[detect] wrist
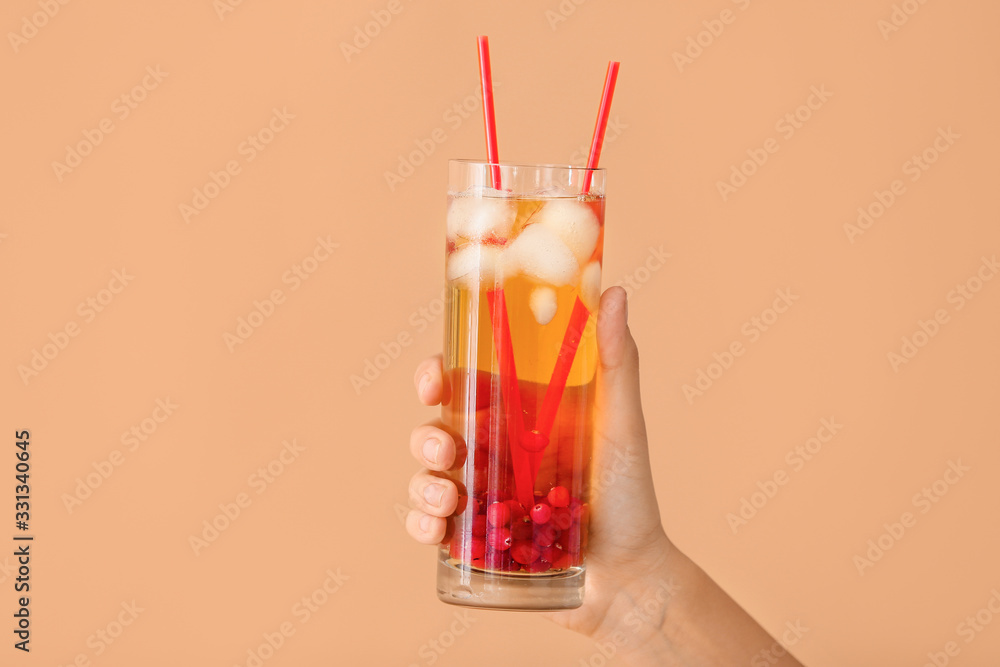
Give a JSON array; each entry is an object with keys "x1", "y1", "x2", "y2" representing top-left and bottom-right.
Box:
[
  {"x1": 591, "y1": 536, "x2": 692, "y2": 666},
  {"x1": 613, "y1": 545, "x2": 806, "y2": 667}
]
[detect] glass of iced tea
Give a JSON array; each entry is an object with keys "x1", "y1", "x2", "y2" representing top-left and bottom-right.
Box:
[{"x1": 437, "y1": 160, "x2": 605, "y2": 610}]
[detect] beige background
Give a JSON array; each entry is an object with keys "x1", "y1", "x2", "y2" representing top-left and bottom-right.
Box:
[{"x1": 2, "y1": 0, "x2": 998, "y2": 665}]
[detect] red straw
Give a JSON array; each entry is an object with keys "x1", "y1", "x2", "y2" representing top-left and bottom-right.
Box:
[
  {"x1": 534, "y1": 298, "x2": 590, "y2": 438},
  {"x1": 530, "y1": 61, "x2": 620, "y2": 472},
  {"x1": 582, "y1": 61, "x2": 619, "y2": 193},
  {"x1": 477, "y1": 36, "x2": 502, "y2": 189},
  {"x1": 476, "y1": 36, "x2": 534, "y2": 508},
  {"x1": 486, "y1": 290, "x2": 535, "y2": 509}
]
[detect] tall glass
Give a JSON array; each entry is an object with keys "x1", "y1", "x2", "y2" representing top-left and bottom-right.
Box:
[{"x1": 437, "y1": 160, "x2": 605, "y2": 610}]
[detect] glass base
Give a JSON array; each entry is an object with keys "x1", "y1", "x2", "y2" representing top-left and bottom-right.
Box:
[{"x1": 436, "y1": 556, "x2": 585, "y2": 611}]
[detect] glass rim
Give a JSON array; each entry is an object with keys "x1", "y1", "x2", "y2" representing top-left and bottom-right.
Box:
[{"x1": 449, "y1": 159, "x2": 605, "y2": 174}]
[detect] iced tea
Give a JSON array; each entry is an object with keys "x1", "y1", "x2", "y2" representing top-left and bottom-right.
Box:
[{"x1": 438, "y1": 161, "x2": 605, "y2": 610}]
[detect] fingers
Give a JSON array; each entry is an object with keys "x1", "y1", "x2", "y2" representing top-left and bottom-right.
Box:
[
  {"x1": 408, "y1": 470, "x2": 459, "y2": 517},
  {"x1": 409, "y1": 423, "x2": 457, "y2": 471},
  {"x1": 405, "y1": 466, "x2": 459, "y2": 546},
  {"x1": 405, "y1": 509, "x2": 448, "y2": 545},
  {"x1": 408, "y1": 356, "x2": 457, "y2": 546},
  {"x1": 407, "y1": 357, "x2": 457, "y2": 547},
  {"x1": 413, "y1": 355, "x2": 446, "y2": 406}
]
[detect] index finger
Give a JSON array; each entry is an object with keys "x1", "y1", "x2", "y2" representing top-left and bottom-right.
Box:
[{"x1": 414, "y1": 354, "x2": 448, "y2": 406}]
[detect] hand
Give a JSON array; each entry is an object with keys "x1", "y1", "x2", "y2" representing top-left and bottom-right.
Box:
[
  {"x1": 405, "y1": 287, "x2": 805, "y2": 666},
  {"x1": 405, "y1": 287, "x2": 672, "y2": 641}
]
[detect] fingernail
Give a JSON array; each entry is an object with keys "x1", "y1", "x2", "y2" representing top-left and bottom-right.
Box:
[
  {"x1": 422, "y1": 438, "x2": 441, "y2": 465},
  {"x1": 418, "y1": 373, "x2": 431, "y2": 397},
  {"x1": 419, "y1": 514, "x2": 432, "y2": 532},
  {"x1": 424, "y1": 483, "x2": 444, "y2": 507}
]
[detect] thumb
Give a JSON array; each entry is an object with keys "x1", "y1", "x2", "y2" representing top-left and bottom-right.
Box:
[
  {"x1": 590, "y1": 287, "x2": 663, "y2": 546},
  {"x1": 595, "y1": 286, "x2": 648, "y2": 450}
]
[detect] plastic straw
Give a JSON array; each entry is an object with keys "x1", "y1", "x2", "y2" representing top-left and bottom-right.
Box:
[
  {"x1": 477, "y1": 36, "x2": 502, "y2": 189},
  {"x1": 535, "y1": 298, "x2": 590, "y2": 438},
  {"x1": 485, "y1": 290, "x2": 535, "y2": 509},
  {"x1": 476, "y1": 36, "x2": 534, "y2": 508},
  {"x1": 582, "y1": 61, "x2": 619, "y2": 193},
  {"x1": 531, "y1": 61, "x2": 620, "y2": 467}
]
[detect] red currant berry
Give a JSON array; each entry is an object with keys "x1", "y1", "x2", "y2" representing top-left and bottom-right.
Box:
[
  {"x1": 472, "y1": 469, "x2": 489, "y2": 493},
  {"x1": 527, "y1": 559, "x2": 552, "y2": 573},
  {"x1": 540, "y1": 545, "x2": 563, "y2": 564},
  {"x1": 534, "y1": 524, "x2": 559, "y2": 548},
  {"x1": 547, "y1": 486, "x2": 570, "y2": 507},
  {"x1": 442, "y1": 518, "x2": 455, "y2": 544},
  {"x1": 510, "y1": 540, "x2": 541, "y2": 565},
  {"x1": 504, "y1": 499, "x2": 528, "y2": 521},
  {"x1": 553, "y1": 552, "x2": 574, "y2": 570},
  {"x1": 469, "y1": 536, "x2": 487, "y2": 559},
  {"x1": 551, "y1": 506, "x2": 573, "y2": 530},
  {"x1": 530, "y1": 502, "x2": 552, "y2": 524},
  {"x1": 487, "y1": 527, "x2": 512, "y2": 551},
  {"x1": 487, "y1": 502, "x2": 511, "y2": 527},
  {"x1": 510, "y1": 519, "x2": 533, "y2": 541},
  {"x1": 471, "y1": 515, "x2": 488, "y2": 537}
]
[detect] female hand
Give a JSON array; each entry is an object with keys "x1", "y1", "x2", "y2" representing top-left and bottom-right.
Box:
[{"x1": 405, "y1": 287, "x2": 805, "y2": 667}]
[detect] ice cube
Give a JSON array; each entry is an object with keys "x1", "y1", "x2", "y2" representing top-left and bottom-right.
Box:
[
  {"x1": 446, "y1": 245, "x2": 501, "y2": 287},
  {"x1": 447, "y1": 188, "x2": 516, "y2": 241},
  {"x1": 505, "y1": 223, "x2": 578, "y2": 286},
  {"x1": 579, "y1": 260, "x2": 601, "y2": 312},
  {"x1": 533, "y1": 199, "x2": 600, "y2": 265},
  {"x1": 530, "y1": 286, "x2": 558, "y2": 326}
]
